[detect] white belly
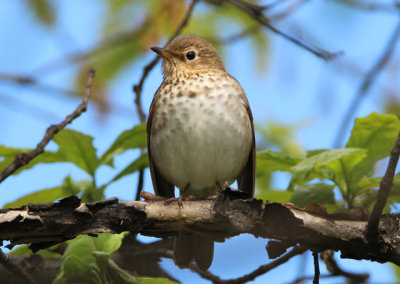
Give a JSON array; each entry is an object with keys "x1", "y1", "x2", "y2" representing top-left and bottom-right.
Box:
[{"x1": 150, "y1": 80, "x2": 252, "y2": 197}]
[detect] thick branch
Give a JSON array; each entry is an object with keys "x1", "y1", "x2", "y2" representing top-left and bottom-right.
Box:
[{"x1": 1, "y1": 191, "x2": 400, "y2": 266}]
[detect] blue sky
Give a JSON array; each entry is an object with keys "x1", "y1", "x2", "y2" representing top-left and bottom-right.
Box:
[{"x1": 0, "y1": 0, "x2": 399, "y2": 283}]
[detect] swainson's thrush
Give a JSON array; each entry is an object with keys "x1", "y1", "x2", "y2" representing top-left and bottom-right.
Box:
[{"x1": 147, "y1": 34, "x2": 255, "y2": 271}]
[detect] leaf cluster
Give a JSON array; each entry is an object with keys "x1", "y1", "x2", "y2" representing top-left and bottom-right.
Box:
[{"x1": 256, "y1": 113, "x2": 400, "y2": 212}]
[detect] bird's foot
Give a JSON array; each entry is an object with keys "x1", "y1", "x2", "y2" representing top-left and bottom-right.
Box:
[
  {"x1": 164, "y1": 194, "x2": 195, "y2": 206},
  {"x1": 140, "y1": 191, "x2": 167, "y2": 201},
  {"x1": 216, "y1": 181, "x2": 230, "y2": 193}
]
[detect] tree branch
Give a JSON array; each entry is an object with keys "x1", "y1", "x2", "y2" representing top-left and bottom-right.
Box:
[
  {"x1": 225, "y1": 0, "x2": 342, "y2": 60},
  {"x1": 1, "y1": 190, "x2": 400, "y2": 266},
  {"x1": 191, "y1": 246, "x2": 307, "y2": 284},
  {"x1": 367, "y1": 129, "x2": 400, "y2": 240},
  {"x1": 0, "y1": 249, "x2": 36, "y2": 284},
  {"x1": 312, "y1": 252, "x2": 319, "y2": 284},
  {"x1": 331, "y1": 0, "x2": 400, "y2": 12},
  {"x1": 333, "y1": 18, "x2": 400, "y2": 147},
  {"x1": 0, "y1": 69, "x2": 95, "y2": 183}
]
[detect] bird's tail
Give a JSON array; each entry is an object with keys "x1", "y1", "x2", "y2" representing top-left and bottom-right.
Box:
[{"x1": 173, "y1": 231, "x2": 214, "y2": 271}]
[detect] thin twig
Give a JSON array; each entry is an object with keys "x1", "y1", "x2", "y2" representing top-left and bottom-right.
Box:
[
  {"x1": 0, "y1": 248, "x2": 36, "y2": 284},
  {"x1": 333, "y1": 18, "x2": 400, "y2": 147},
  {"x1": 192, "y1": 246, "x2": 307, "y2": 284},
  {"x1": 331, "y1": 0, "x2": 400, "y2": 12},
  {"x1": 312, "y1": 252, "x2": 319, "y2": 284},
  {"x1": 135, "y1": 168, "x2": 145, "y2": 201},
  {"x1": 226, "y1": 0, "x2": 342, "y2": 61},
  {"x1": 212, "y1": 0, "x2": 309, "y2": 45},
  {"x1": 367, "y1": 130, "x2": 400, "y2": 240},
  {"x1": 323, "y1": 251, "x2": 369, "y2": 282},
  {"x1": 0, "y1": 69, "x2": 95, "y2": 183}
]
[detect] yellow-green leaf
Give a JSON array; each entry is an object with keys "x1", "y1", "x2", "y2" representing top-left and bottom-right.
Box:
[{"x1": 100, "y1": 124, "x2": 147, "y2": 167}]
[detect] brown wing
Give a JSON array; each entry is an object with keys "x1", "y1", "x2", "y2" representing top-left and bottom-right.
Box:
[
  {"x1": 147, "y1": 86, "x2": 175, "y2": 198},
  {"x1": 237, "y1": 100, "x2": 256, "y2": 197}
]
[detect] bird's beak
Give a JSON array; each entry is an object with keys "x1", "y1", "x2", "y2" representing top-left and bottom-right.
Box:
[
  {"x1": 151, "y1": 46, "x2": 181, "y2": 60},
  {"x1": 151, "y1": 46, "x2": 164, "y2": 55},
  {"x1": 151, "y1": 46, "x2": 170, "y2": 59}
]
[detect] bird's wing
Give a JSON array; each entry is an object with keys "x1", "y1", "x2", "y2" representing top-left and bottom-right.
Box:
[
  {"x1": 237, "y1": 97, "x2": 256, "y2": 197},
  {"x1": 147, "y1": 87, "x2": 175, "y2": 198}
]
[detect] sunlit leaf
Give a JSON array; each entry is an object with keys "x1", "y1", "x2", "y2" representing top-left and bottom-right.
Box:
[
  {"x1": 53, "y1": 129, "x2": 99, "y2": 177},
  {"x1": 9, "y1": 244, "x2": 62, "y2": 258},
  {"x1": 55, "y1": 233, "x2": 128, "y2": 284},
  {"x1": 100, "y1": 124, "x2": 147, "y2": 166},
  {"x1": 3, "y1": 182, "x2": 77, "y2": 209},
  {"x1": 290, "y1": 148, "x2": 367, "y2": 197},
  {"x1": 292, "y1": 148, "x2": 365, "y2": 173},
  {"x1": 257, "y1": 150, "x2": 301, "y2": 173},
  {"x1": 345, "y1": 112, "x2": 400, "y2": 179}
]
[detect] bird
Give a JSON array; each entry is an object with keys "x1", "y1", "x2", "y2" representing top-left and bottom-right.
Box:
[{"x1": 147, "y1": 34, "x2": 255, "y2": 271}]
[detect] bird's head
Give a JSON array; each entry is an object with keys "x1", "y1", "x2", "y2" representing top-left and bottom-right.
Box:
[{"x1": 151, "y1": 34, "x2": 225, "y2": 79}]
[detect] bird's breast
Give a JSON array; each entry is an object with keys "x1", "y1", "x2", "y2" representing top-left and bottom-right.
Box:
[{"x1": 150, "y1": 74, "x2": 252, "y2": 196}]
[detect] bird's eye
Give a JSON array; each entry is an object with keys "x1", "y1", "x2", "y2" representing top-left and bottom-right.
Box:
[{"x1": 185, "y1": 51, "x2": 196, "y2": 60}]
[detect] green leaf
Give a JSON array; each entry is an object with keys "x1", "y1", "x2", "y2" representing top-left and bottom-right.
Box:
[
  {"x1": 3, "y1": 175, "x2": 88, "y2": 208},
  {"x1": 345, "y1": 113, "x2": 400, "y2": 179},
  {"x1": 104, "y1": 257, "x2": 142, "y2": 284},
  {"x1": 93, "y1": 233, "x2": 127, "y2": 253},
  {"x1": 348, "y1": 177, "x2": 381, "y2": 197},
  {"x1": 55, "y1": 233, "x2": 128, "y2": 284},
  {"x1": 100, "y1": 124, "x2": 147, "y2": 167},
  {"x1": 81, "y1": 184, "x2": 106, "y2": 203},
  {"x1": 290, "y1": 183, "x2": 335, "y2": 208},
  {"x1": 0, "y1": 147, "x2": 69, "y2": 176},
  {"x1": 4, "y1": 186, "x2": 73, "y2": 209},
  {"x1": 292, "y1": 148, "x2": 366, "y2": 173},
  {"x1": 1, "y1": 129, "x2": 99, "y2": 177},
  {"x1": 0, "y1": 146, "x2": 30, "y2": 173},
  {"x1": 256, "y1": 190, "x2": 292, "y2": 204},
  {"x1": 62, "y1": 233, "x2": 126, "y2": 262},
  {"x1": 54, "y1": 255, "x2": 100, "y2": 284},
  {"x1": 109, "y1": 153, "x2": 149, "y2": 183},
  {"x1": 9, "y1": 244, "x2": 62, "y2": 258},
  {"x1": 289, "y1": 148, "x2": 367, "y2": 193},
  {"x1": 54, "y1": 129, "x2": 99, "y2": 176},
  {"x1": 257, "y1": 150, "x2": 302, "y2": 173}
]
